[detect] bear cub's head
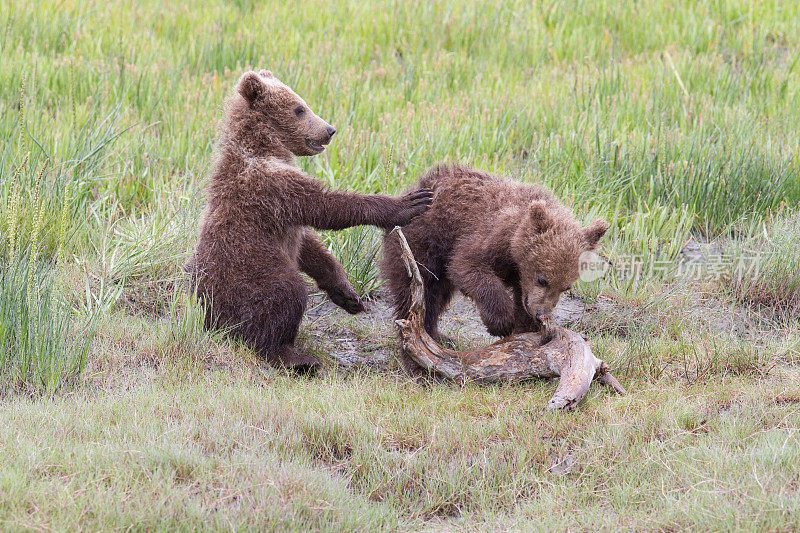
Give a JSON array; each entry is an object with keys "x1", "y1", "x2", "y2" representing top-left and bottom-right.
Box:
[
  {"x1": 511, "y1": 201, "x2": 608, "y2": 322},
  {"x1": 237, "y1": 69, "x2": 336, "y2": 156}
]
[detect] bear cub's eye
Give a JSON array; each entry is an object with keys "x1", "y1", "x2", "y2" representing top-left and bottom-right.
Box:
[
  {"x1": 294, "y1": 105, "x2": 306, "y2": 117},
  {"x1": 537, "y1": 275, "x2": 548, "y2": 287}
]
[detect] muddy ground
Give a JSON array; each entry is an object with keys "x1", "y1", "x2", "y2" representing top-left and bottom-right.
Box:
[
  {"x1": 301, "y1": 238, "x2": 777, "y2": 368},
  {"x1": 306, "y1": 289, "x2": 617, "y2": 367}
]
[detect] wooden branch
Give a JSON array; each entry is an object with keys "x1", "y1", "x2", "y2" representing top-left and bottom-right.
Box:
[{"x1": 392, "y1": 227, "x2": 626, "y2": 411}]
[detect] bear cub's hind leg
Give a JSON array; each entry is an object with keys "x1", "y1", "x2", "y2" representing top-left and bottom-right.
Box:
[
  {"x1": 244, "y1": 270, "x2": 322, "y2": 372},
  {"x1": 422, "y1": 276, "x2": 456, "y2": 346}
]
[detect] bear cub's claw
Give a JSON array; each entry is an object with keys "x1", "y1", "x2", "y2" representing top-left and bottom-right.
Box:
[
  {"x1": 326, "y1": 285, "x2": 366, "y2": 314},
  {"x1": 283, "y1": 349, "x2": 322, "y2": 376},
  {"x1": 433, "y1": 333, "x2": 458, "y2": 349},
  {"x1": 392, "y1": 188, "x2": 435, "y2": 226}
]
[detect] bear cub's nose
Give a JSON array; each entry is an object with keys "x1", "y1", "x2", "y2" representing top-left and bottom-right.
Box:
[{"x1": 326, "y1": 125, "x2": 336, "y2": 138}]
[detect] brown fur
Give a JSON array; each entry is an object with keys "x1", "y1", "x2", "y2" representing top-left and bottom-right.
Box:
[
  {"x1": 381, "y1": 164, "x2": 608, "y2": 371},
  {"x1": 190, "y1": 70, "x2": 433, "y2": 370}
]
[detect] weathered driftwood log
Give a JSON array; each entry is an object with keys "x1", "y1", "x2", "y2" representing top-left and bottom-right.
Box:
[{"x1": 392, "y1": 228, "x2": 626, "y2": 411}]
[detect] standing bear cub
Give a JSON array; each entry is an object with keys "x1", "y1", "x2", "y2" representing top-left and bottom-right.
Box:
[
  {"x1": 191, "y1": 70, "x2": 433, "y2": 370},
  {"x1": 382, "y1": 164, "x2": 608, "y2": 369}
]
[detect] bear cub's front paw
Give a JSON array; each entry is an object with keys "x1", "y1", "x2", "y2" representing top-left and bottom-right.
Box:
[
  {"x1": 482, "y1": 313, "x2": 515, "y2": 338},
  {"x1": 326, "y1": 285, "x2": 366, "y2": 314},
  {"x1": 390, "y1": 188, "x2": 435, "y2": 226}
]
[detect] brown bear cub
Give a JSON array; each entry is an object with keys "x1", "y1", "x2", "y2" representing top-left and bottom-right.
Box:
[
  {"x1": 382, "y1": 164, "x2": 608, "y2": 370},
  {"x1": 191, "y1": 70, "x2": 433, "y2": 370}
]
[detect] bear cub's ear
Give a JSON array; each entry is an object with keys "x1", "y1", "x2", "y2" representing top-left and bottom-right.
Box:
[
  {"x1": 582, "y1": 219, "x2": 609, "y2": 250},
  {"x1": 528, "y1": 201, "x2": 555, "y2": 234},
  {"x1": 238, "y1": 71, "x2": 266, "y2": 102}
]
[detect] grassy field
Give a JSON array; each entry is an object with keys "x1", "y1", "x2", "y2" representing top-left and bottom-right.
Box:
[{"x1": 2, "y1": 0, "x2": 800, "y2": 530}]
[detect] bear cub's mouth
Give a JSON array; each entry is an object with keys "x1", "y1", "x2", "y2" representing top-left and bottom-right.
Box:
[{"x1": 306, "y1": 138, "x2": 328, "y2": 154}]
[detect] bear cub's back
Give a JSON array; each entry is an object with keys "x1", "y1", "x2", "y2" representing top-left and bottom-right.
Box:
[{"x1": 413, "y1": 163, "x2": 561, "y2": 236}]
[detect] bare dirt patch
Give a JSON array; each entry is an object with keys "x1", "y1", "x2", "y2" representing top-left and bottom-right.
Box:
[{"x1": 302, "y1": 287, "x2": 591, "y2": 368}]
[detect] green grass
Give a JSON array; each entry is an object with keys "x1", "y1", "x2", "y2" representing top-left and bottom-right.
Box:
[
  {"x1": 727, "y1": 208, "x2": 800, "y2": 314},
  {"x1": 1, "y1": 0, "x2": 799, "y2": 529},
  {"x1": 0, "y1": 141, "x2": 94, "y2": 392},
  {"x1": 0, "y1": 252, "x2": 93, "y2": 393}
]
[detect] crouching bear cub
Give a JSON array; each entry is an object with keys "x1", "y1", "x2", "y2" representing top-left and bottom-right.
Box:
[
  {"x1": 381, "y1": 164, "x2": 608, "y2": 371},
  {"x1": 191, "y1": 70, "x2": 433, "y2": 370}
]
